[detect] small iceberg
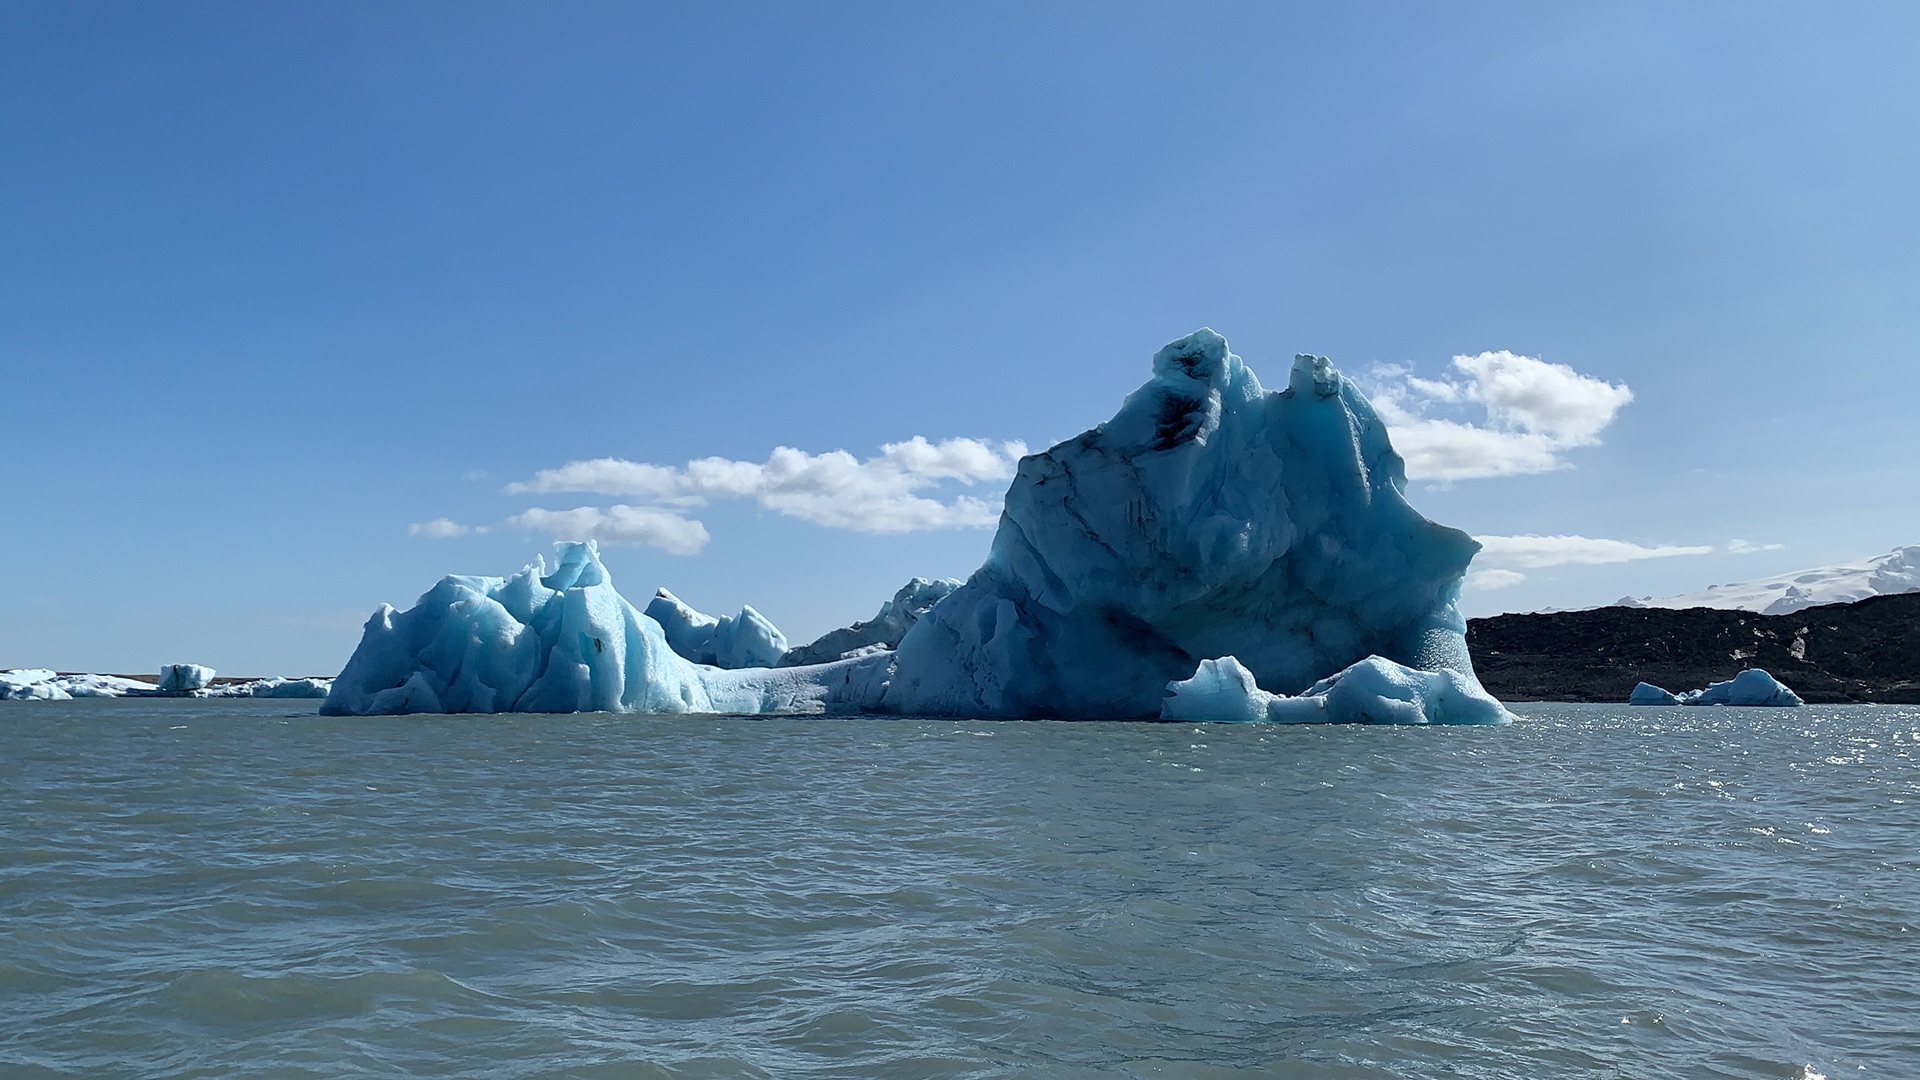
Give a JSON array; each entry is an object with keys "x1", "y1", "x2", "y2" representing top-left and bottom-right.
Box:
[
  {"x1": 644, "y1": 589, "x2": 789, "y2": 670},
  {"x1": 1629, "y1": 668, "x2": 1804, "y2": 707},
  {"x1": 1162, "y1": 655, "x2": 1512, "y2": 725},
  {"x1": 157, "y1": 664, "x2": 216, "y2": 693},
  {"x1": 2, "y1": 670, "x2": 161, "y2": 700}
]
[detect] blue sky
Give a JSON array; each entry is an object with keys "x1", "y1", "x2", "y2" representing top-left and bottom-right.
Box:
[{"x1": 4, "y1": 2, "x2": 1917, "y2": 675}]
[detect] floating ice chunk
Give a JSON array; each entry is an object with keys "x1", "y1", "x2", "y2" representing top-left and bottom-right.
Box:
[
  {"x1": 885, "y1": 329, "x2": 1497, "y2": 719},
  {"x1": 1628, "y1": 682, "x2": 1683, "y2": 706},
  {"x1": 780, "y1": 577, "x2": 961, "y2": 666},
  {"x1": 1630, "y1": 668, "x2": 1803, "y2": 707},
  {"x1": 2, "y1": 670, "x2": 69, "y2": 701},
  {"x1": 158, "y1": 664, "x2": 216, "y2": 692},
  {"x1": 1685, "y1": 668, "x2": 1804, "y2": 707},
  {"x1": 252, "y1": 677, "x2": 332, "y2": 699},
  {"x1": 200, "y1": 677, "x2": 334, "y2": 699},
  {"x1": 323, "y1": 541, "x2": 875, "y2": 716},
  {"x1": 1162, "y1": 655, "x2": 1511, "y2": 725},
  {"x1": 58, "y1": 673, "x2": 157, "y2": 697},
  {"x1": 644, "y1": 589, "x2": 789, "y2": 669}
]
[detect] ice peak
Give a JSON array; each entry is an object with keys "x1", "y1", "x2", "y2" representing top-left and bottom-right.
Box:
[
  {"x1": 1150, "y1": 327, "x2": 1235, "y2": 387},
  {"x1": 540, "y1": 540, "x2": 608, "y2": 591},
  {"x1": 1289, "y1": 353, "x2": 1340, "y2": 397}
]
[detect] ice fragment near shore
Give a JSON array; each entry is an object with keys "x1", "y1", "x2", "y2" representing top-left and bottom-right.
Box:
[
  {"x1": 1630, "y1": 668, "x2": 1803, "y2": 707},
  {"x1": 882, "y1": 329, "x2": 1495, "y2": 719},
  {"x1": 644, "y1": 589, "x2": 789, "y2": 669},
  {"x1": 1162, "y1": 655, "x2": 1511, "y2": 725},
  {"x1": 1628, "y1": 682, "x2": 1683, "y2": 706}
]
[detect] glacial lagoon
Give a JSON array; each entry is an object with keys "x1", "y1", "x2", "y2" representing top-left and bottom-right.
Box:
[{"x1": 4, "y1": 698, "x2": 1916, "y2": 1078}]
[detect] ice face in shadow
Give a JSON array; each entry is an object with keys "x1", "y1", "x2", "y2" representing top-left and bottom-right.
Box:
[
  {"x1": 644, "y1": 589, "x2": 789, "y2": 669},
  {"x1": 779, "y1": 577, "x2": 962, "y2": 667},
  {"x1": 882, "y1": 328, "x2": 1490, "y2": 719},
  {"x1": 158, "y1": 664, "x2": 215, "y2": 692},
  {"x1": 323, "y1": 541, "x2": 882, "y2": 717},
  {"x1": 1162, "y1": 655, "x2": 1511, "y2": 725}
]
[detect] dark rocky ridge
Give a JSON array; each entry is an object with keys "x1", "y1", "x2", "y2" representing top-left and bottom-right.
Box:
[{"x1": 1466, "y1": 592, "x2": 1920, "y2": 704}]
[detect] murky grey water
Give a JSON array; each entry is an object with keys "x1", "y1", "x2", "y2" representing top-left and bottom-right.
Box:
[{"x1": 3, "y1": 699, "x2": 1916, "y2": 1079}]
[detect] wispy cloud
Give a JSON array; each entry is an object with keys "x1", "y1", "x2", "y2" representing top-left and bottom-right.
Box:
[
  {"x1": 411, "y1": 436, "x2": 1030, "y2": 554},
  {"x1": 1363, "y1": 351, "x2": 1633, "y2": 481},
  {"x1": 1727, "y1": 538, "x2": 1784, "y2": 555},
  {"x1": 1466, "y1": 533, "x2": 1718, "y2": 587},
  {"x1": 408, "y1": 518, "x2": 472, "y2": 539},
  {"x1": 1464, "y1": 568, "x2": 1528, "y2": 591},
  {"x1": 504, "y1": 506, "x2": 710, "y2": 556},
  {"x1": 1474, "y1": 534, "x2": 1715, "y2": 568}
]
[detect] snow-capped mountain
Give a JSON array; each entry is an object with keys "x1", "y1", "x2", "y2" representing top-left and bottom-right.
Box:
[{"x1": 1615, "y1": 545, "x2": 1920, "y2": 615}]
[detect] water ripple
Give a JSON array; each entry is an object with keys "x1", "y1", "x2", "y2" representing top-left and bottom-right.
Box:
[{"x1": 2, "y1": 700, "x2": 1916, "y2": 1077}]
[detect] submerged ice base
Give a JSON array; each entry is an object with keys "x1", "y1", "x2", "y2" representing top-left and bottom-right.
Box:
[{"x1": 326, "y1": 330, "x2": 1508, "y2": 723}]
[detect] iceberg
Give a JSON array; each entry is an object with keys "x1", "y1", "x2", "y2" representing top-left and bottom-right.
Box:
[
  {"x1": 1162, "y1": 655, "x2": 1510, "y2": 725},
  {"x1": 643, "y1": 589, "x2": 789, "y2": 670},
  {"x1": 1628, "y1": 681, "x2": 1683, "y2": 706},
  {"x1": 157, "y1": 664, "x2": 216, "y2": 693},
  {"x1": 779, "y1": 577, "x2": 961, "y2": 666},
  {"x1": 2, "y1": 669, "x2": 69, "y2": 701},
  {"x1": 1631, "y1": 668, "x2": 1804, "y2": 707},
  {"x1": 881, "y1": 329, "x2": 1493, "y2": 720},
  {"x1": 202, "y1": 677, "x2": 334, "y2": 699},
  {"x1": 323, "y1": 541, "x2": 885, "y2": 716},
  {"x1": 327, "y1": 329, "x2": 1508, "y2": 724},
  {"x1": 1, "y1": 670, "x2": 162, "y2": 700}
]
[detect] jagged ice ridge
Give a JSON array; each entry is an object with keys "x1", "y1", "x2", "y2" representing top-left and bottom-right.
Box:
[{"x1": 323, "y1": 330, "x2": 1509, "y2": 725}]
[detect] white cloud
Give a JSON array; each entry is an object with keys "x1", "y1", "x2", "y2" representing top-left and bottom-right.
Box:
[
  {"x1": 1465, "y1": 568, "x2": 1528, "y2": 590},
  {"x1": 1727, "y1": 539, "x2": 1784, "y2": 555},
  {"x1": 504, "y1": 505, "x2": 711, "y2": 556},
  {"x1": 1364, "y1": 351, "x2": 1633, "y2": 481},
  {"x1": 1474, "y1": 534, "x2": 1715, "y2": 568},
  {"x1": 409, "y1": 518, "x2": 471, "y2": 539},
  {"x1": 506, "y1": 436, "x2": 1028, "y2": 536}
]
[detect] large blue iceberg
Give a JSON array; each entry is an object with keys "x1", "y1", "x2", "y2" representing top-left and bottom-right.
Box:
[
  {"x1": 324, "y1": 329, "x2": 1507, "y2": 724},
  {"x1": 880, "y1": 330, "x2": 1498, "y2": 720}
]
